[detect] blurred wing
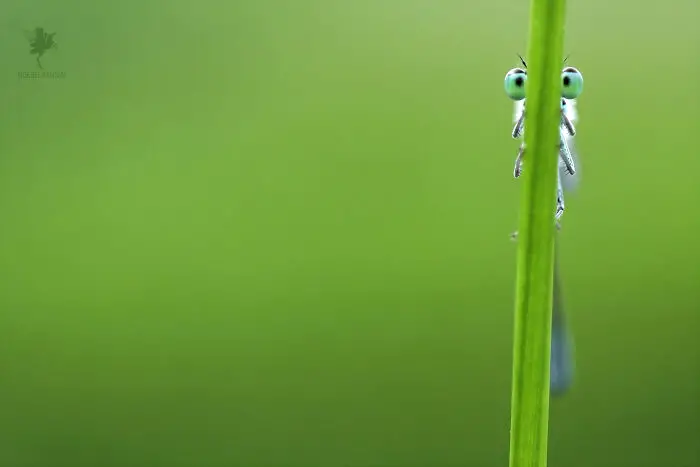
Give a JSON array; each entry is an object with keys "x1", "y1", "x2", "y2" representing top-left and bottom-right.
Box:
[
  {"x1": 552, "y1": 99, "x2": 581, "y2": 395},
  {"x1": 550, "y1": 248, "x2": 575, "y2": 396}
]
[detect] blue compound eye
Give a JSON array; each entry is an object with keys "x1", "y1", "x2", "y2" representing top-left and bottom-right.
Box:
[
  {"x1": 561, "y1": 67, "x2": 583, "y2": 99},
  {"x1": 504, "y1": 68, "x2": 527, "y2": 101}
]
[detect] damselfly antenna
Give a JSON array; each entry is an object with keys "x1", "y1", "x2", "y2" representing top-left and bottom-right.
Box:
[
  {"x1": 517, "y1": 53, "x2": 527, "y2": 68},
  {"x1": 563, "y1": 54, "x2": 570, "y2": 64}
]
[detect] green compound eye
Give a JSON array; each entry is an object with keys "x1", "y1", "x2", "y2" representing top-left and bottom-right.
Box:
[
  {"x1": 504, "y1": 68, "x2": 527, "y2": 101},
  {"x1": 561, "y1": 67, "x2": 583, "y2": 99}
]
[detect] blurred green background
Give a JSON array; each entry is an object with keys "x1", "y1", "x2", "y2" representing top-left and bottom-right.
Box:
[{"x1": 0, "y1": 0, "x2": 698, "y2": 466}]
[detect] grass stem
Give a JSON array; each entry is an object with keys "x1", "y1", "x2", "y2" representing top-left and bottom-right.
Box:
[{"x1": 508, "y1": 0, "x2": 568, "y2": 466}]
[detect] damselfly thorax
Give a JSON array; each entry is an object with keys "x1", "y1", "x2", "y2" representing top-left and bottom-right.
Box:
[{"x1": 504, "y1": 58, "x2": 583, "y2": 223}]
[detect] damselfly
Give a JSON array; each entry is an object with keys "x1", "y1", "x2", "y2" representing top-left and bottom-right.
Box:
[{"x1": 505, "y1": 55, "x2": 583, "y2": 396}]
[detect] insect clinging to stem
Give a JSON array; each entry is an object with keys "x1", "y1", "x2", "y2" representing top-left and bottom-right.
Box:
[
  {"x1": 504, "y1": 53, "x2": 583, "y2": 224},
  {"x1": 504, "y1": 54, "x2": 584, "y2": 396}
]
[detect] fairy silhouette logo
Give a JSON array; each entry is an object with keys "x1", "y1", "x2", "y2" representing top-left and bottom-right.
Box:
[{"x1": 25, "y1": 27, "x2": 58, "y2": 69}]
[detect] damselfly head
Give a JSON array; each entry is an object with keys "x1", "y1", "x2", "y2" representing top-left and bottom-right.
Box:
[{"x1": 504, "y1": 54, "x2": 583, "y2": 101}]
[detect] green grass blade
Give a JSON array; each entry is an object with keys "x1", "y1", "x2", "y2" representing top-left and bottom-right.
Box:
[{"x1": 508, "y1": 0, "x2": 568, "y2": 465}]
